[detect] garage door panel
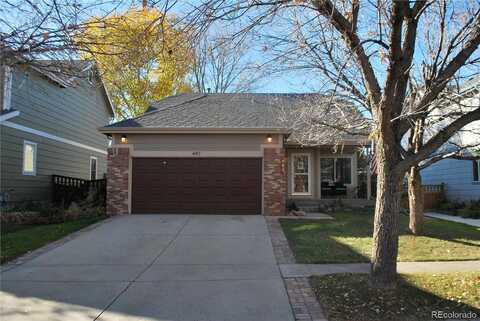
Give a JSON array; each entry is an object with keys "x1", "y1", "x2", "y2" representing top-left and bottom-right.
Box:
[{"x1": 132, "y1": 158, "x2": 261, "y2": 214}]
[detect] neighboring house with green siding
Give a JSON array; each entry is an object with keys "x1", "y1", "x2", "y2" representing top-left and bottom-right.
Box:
[{"x1": 0, "y1": 61, "x2": 114, "y2": 204}]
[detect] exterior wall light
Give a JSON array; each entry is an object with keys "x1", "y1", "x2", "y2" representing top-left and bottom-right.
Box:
[
  {"x1": 120, "y1": 135, "x2": 128, "y2": 144},
  {"x1": 267, "y1": 134, "x2": 273, "y2": 143}
]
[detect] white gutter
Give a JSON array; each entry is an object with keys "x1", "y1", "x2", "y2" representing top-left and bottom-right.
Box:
[
  {"x1": 285, "y1": 137, "x2": 371, "y2": 146},
  {"x1": 98, "y1": 127, "x2": 290, "y2": 134}
]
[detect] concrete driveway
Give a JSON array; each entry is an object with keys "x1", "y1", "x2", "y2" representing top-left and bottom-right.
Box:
[{"x1": 0, "y1": 215, "x2": 294, "y2": 321}]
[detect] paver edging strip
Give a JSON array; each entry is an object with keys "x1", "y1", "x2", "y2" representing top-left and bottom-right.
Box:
[
  {"x1": 266, "y1": 216, "x2": 328, "y2": 321},
  {"x1": 265, "y1": 216, "x2": 296, "y2": 264},
  {"x1": 0, "y1": 216, "x2": 116, "y2": 273}
]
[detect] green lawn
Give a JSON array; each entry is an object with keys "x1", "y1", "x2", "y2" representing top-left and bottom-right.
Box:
[
  {"x1": 280, "y1": 212, "x2": 480, "y2": 263},
  {"x1": 311, "y1": 272, "x2": 480, "y2": 321},
  {"x1": 1, "y1": 217, "x2": 104, "y2": 264}
]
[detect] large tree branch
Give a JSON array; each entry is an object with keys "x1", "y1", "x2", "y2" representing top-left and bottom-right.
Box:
[
  {"x1": 434, "y1": 12, "x2": 480, "y2": 85},
  {"x1": 437, "y1": 8, "x2": 480, "y2": 74},
  {"x1": 350, "y1": 0, "x2": 359, "y2": 34},
  {"x1": 392, "y1": 1, "x2": 425, "y2": 120},
  {"x1": 307, "y1": 37, "x2": 369, "y2": 107},
  {"x1": 312, "y1": 0, "x2": 381, "y2": 106},
  {"x1": 419, "y1": 150, "x2": 480, "y2": 170},
  {"x1": 400, "y1": 107, "x2": 480, "y2": 171},
  {"x1": 398, "y1": 11, "x2": 480, "y2": 136},
  {"x1": 382, "y1": 0, "x2": 405, "y2": 108}
]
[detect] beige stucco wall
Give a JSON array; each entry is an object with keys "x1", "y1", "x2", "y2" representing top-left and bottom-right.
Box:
[{"x1": 112, "y1": 133, "x2": 279, "y2": 152}]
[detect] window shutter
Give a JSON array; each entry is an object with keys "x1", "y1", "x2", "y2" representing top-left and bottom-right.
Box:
[{"x1": 473, "y1": 160, "x2": 479, "y2": 182}]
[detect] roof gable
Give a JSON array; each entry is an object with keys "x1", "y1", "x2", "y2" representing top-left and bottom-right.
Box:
[
  {"x1": 100, "y1": 93, "x2": 369, "y2": 145},
  {"x1": 10, "y1": 60, "x2": 115, "y2": 117}
]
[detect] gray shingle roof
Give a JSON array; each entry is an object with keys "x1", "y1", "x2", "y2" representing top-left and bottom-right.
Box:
[
  {"x1": 101, "y1": 93, "x2": 369, "y2": 145},
  {"x1": 104, "y1": 93, "x2": 317, "y2": 129}
]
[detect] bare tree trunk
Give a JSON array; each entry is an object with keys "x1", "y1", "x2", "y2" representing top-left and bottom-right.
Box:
[
  {"x1": 370, "y1": 131, "x2": 403, "y2": 288},
  {"x1": 408, "y1": 166, "x2": 424, "y2": 235}
]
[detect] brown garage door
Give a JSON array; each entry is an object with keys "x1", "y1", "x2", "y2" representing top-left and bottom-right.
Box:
[{"x1": 131, "y1": 158, "x2": 262, "y2": 214}]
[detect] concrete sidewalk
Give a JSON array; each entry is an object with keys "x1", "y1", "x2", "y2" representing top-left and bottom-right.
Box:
[
  {"x1": 1, "y1": 215, "x2": 294, "y2": 321},
  {"x1": 425, "y1": 212, "x2": 480, "y2": 227},
  {"x1": 280, "y1": 260, "x2": 480, "y2": 277}
]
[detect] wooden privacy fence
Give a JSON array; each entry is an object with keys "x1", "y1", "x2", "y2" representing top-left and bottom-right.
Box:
[
  {"x1": 402, "y1": 183, "x2": 445, "y2": 210},
  {"x1": 52, "y1": 175, "x2": 106, "y2": 206},
  {"x1": 422, "y1": 184, "x2": 445, "y2": 210}
]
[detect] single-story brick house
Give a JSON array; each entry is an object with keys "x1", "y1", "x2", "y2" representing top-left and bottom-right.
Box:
[{"x1": 99, "y1": 93, "x2": 372, "y2": 216}]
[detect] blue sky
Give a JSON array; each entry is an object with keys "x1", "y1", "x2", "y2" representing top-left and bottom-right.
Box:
[
  {"x1": 0, "y1": 0, "x2": 313, "y2": 93},
  {"x1": 253, "y1": 72, "x2": 320, "y2": 93},
  {"x1": 2, "y1": 0, "x2": 478, "y2": 94}
]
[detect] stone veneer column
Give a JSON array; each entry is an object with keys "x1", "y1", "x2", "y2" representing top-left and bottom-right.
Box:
[
  {"x1": 106, "y1": 147, "x2": 130, "y2": 216},
  {"x1": 263, "y1": 147, "x2": 287, "y2": 216}
]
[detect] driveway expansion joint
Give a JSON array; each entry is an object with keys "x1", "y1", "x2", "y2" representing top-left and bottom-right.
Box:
[{"x1": 93, "y1": 215, "x2": 192, "y2": 321}]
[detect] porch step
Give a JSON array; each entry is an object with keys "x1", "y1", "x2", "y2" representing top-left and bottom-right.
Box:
[
  {"x1": 291, "y1": 199, "x2": 375, "y2": 212},
  {"x1": 298, "y1": 206, "x2": 320, "y2": 213}
]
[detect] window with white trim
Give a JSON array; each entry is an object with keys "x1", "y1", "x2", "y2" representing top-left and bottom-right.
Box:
[
  {"x1": 292, "y1": 154, "x2": 311, "y2": 194},
  {"x1": 23, "y1": 141, "x2": 37, "y2": 175},
  {"x1": 90, "y1": 157, "x2": 97, "y2": 180}
]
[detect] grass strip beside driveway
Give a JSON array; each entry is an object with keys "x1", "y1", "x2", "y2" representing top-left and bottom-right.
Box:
[
  {"x1": 310, "y1": 272, "x2": 480, "y2": 321},
  {"x1": 1, "y1": 217, "x2": 105, "y2": 264},
  {"x1": 280, "y1": 212, "x2": 480, "y2": 263}
]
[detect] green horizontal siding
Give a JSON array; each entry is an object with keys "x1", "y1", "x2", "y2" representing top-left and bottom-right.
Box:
[
  {"x1": 10, "y1": 69, "x2": 111, "y2": 150},
  {"x1": 1, "y1": 67, "x2": 110, "y2": 203},
  {"x1": 1, "y1": 126, "x2": 107, "y2": 202}
]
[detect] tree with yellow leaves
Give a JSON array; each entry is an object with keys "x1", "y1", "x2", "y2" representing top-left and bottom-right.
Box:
[{"x1": 78, "y1": 8, "x2": 192, "y2": 118}]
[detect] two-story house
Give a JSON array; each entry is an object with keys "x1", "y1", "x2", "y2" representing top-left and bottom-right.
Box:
[
  {"x1": 420, "y1": 78, "x2": 480, "y2": 202},
  {"x1": 0, "y1": 61, "x2": 114, "y2": 204}
]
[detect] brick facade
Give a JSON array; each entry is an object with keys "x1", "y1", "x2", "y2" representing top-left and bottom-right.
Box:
[
  {"x1": 106, "y1": 147, "x2": 130, "y2": 216},
  {"x1": 263, "y1": 147, "x2": 287, "y2": 216}
]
